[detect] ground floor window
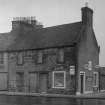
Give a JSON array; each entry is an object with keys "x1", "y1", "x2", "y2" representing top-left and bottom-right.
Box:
[
  {"x1": 52, "y1": 71, "x2": 66, "y2": 88},
  {"x1": 93, "y1": 72, "x2": 98, "y2": 87}
]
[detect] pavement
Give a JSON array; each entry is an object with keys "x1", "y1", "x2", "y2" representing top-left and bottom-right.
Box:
[{"x1": 0, "y1": 91, "x2": 105, "y2": 98}]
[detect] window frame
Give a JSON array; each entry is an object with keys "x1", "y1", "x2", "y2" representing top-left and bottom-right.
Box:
[
  {"x1": 57, "y1": 49, "x2": 64, "y2": 64},
  {"x1": 36, "y1": 51, "x2": 43, "y2": 64},
  {"x1": 0, "y1": 53, "x2": 4, "y2": 64},
  {"x1": 17, "y1": 52, "x2": 24, "y2": 65},
  {"x1": 52, "y1": 71, "x2": 66, "y2": 89}
]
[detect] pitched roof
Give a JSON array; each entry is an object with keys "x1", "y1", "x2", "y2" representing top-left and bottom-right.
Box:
[
  {"x1": 0, "y1": 32, "x2": 15, "y2": 51},
  {"x1": 38, "y1": 22, "x2": 82, "y2": 48},
  {"x1": 0, "y1": 22, "x2": 82, "y2": 51}
]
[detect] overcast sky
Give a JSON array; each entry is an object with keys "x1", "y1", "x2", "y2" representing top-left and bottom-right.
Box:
[{"x1": 0, "y1": 0, "x2": 105, "y2": 66}]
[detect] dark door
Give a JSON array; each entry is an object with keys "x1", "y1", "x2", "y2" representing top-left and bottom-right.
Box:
[
  {"x1": 0, "y1": 73, "x2": 7, "y2": 90},
  {"x1": 29, "y1": 73, "x2": 37, "y2": 92},
  {"x1": 100, "y1": 75, "x2": 105, "y2": 90},
  {"x1": 16, "y1": 72, "x2": 24, "y2": 92},
  {"x1": 80, "y1": 74, "x2": 84, "y2": 94},
  {"x1": 39, "y1": 73, "x2": 48, "y2": 93}
]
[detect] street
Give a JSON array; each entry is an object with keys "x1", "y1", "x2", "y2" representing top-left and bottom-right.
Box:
[{"x1": 0, "y1": 95, "x2": 104, "y2": 105}]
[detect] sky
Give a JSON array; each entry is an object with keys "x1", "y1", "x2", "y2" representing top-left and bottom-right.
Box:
[{"x1": 0, "y1": 0, "x2": 105, "y2": 66}]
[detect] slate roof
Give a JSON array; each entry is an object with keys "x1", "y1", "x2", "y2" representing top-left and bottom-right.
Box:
[
  {"x1": 0, "y1": 22, "x2": 82, "y2": 51},
  {"x1": 0, "y1": 32, "x2": 15, "y2": 51}
]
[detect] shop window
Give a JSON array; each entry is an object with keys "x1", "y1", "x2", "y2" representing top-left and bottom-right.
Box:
[
  {"x1": 57, "y1": 49, "x2": 64, "y2": 63},
  {"x1": 93, "y1": 72, "x2": 98, "y2": 87},
  {"x1": 52, "y1": 71, "x2": 66, "y2": 88},
  {"x1": 17, "y1": 52, "x2": 24, "y2": 65},
  {"x1": 0, "y1": 53, "x2": 4, "y2": 64}
]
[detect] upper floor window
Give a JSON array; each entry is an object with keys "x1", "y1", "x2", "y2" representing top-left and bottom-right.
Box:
[
  {"x1": 57, "y1": 49, "x2": 64, "y2": 63},
  {"x1": 17, "y1": 52, "x2": 24, "y2": 65},
  {"x1": 37, "y1": 51, "x2": 43, "y2": 64},
  {"x1": 25, "y1": 51, "x2": 33, "y2": 57},
  {"x1": 0, "y1": 53, "x2": 4, "y2": 64}
]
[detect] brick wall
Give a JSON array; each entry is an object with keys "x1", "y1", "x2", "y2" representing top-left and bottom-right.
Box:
[
  {"x1": 8, "y1": 46, "x2": 77, "y2": 94},
  {"x1": 0, "y1": 52, "x2": 8, "y2": 90}
]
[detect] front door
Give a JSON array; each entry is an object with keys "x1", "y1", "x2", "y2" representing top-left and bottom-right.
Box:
[
  {"x1": 39, "y1": 73, "x2": 48, "y2": 93},
  {"x1": 29, "y1": 73, "x2": 37, "y2": 92},
  {"x1": 80, "y1": 72, "x2": 85, "y2": 94},
  {"x1": 16, "y1": 72, "x2": 24, "y2": 92},
  {"x1": 0, "y1": 73, "x2": 7, "y2": 90}
]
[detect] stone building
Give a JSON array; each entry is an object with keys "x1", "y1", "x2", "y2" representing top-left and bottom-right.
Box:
[{"x1": 0, "y1": 6, "x2": 100, "y2": 95}]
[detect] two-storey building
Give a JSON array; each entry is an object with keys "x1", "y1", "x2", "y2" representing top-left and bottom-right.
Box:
[{"x1": 0, "y1": 6, "x2": 100, "y2": 95}]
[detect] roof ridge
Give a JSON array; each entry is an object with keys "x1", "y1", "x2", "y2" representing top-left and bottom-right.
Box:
[{"x1": 44, "y1": 21, "x2": 82, "y2": 29}]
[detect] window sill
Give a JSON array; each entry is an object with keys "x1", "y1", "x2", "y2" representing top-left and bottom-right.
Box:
[{"x1": 52, "y1": 87, "x2": 66, "y2": 89}]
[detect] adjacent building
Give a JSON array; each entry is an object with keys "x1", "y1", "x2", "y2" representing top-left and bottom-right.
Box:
[
  {"x1": 0, "y1": 6, "x2": 100, "y2": 95},
  {"x1": 98, "y1": 67, "x2": 105, "y2": 92}
]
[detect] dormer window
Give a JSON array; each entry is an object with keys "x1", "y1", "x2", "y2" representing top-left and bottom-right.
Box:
[
  {"x1": 0, "y1": 53, "x2": 4, "y2": 64},
  {"x1": 57, "y1": 49, "x2": 64, "y2": 63}
]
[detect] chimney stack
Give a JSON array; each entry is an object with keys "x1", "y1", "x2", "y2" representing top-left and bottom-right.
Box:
[
  {"x1": 81, "y1": 4, "x2": 93, "y2": 27},
  {"x1": 12, "y1": 16, "x2": 43, "y2": 30}
]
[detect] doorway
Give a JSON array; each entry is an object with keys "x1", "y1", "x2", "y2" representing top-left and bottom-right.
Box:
[
  {"x1": 29, "y1": 73, "x2": 37, "y2": 92},
  {"x1": 80, "y1": 72, "x2": 85, "y2": 94},
  {"x1": 39, "y1": 73, "x2": 48, "y2": 93},
  {"x1": 16, "y1": 72, "x2": 24, "y2": 92}
]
